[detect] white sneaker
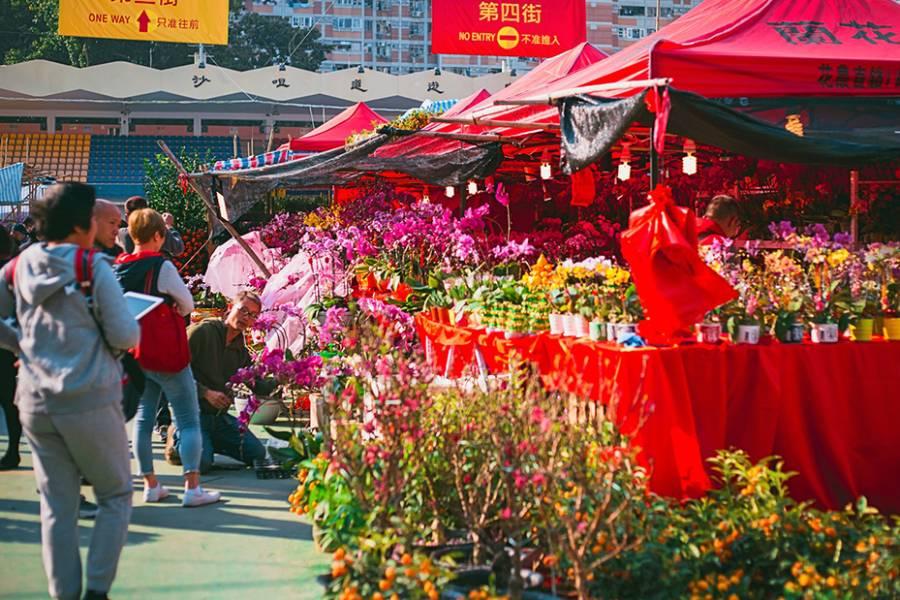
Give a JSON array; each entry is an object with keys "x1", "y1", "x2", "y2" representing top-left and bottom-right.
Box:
[
  {"x1": 182, "y1": 486, "x2": 221, "y2": 507},
  {"x1": 143, "y1": 483, "x2": 170, "y2": 503}
]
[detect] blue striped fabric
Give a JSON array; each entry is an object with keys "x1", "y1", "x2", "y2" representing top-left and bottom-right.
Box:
[
  {"x1": 421, "y1": 98, "x2": 459, "y2": 114},
  {"x1": 399, "y1": 98, "x2": 460, "y2": 120},
  {"x1": 0, "y1": 162, "x2": 24, "y2": 205}
]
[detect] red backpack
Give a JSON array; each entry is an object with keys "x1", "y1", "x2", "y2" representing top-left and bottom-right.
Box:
[{"x1": 114, "y1": 252, "x2": 191, "y2": 373}]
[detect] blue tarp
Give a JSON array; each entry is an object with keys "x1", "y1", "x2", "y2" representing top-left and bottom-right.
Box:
[{"x1": 0, "y1": 163, "x2": 24, "y2": 205}]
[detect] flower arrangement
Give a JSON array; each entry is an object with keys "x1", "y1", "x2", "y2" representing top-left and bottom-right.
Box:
[{"x1": 229, "y1": 348, "x2": 323, "y2": 429}]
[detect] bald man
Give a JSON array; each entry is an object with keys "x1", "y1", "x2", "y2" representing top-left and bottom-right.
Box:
[{"x1": 94, "y1": 199, "x2": 125, "y2": 258}]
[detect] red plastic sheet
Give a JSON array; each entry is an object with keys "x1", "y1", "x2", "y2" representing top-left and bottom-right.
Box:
[
  {"x1": 417, "y1": 314, "x2": 900, "y2": 513},
  {"x1": 621, "y1": 186, "x2": 736, "y2": 340}
]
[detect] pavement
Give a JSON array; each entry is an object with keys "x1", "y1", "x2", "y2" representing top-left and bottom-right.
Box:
[{"x1": 0, "y1": 421, "x2": 329, "y2": 599}]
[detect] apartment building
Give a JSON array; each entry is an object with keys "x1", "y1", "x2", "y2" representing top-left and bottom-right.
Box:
[{"x1": 248, "y1": 0, "x2": 700, "y2": 74}]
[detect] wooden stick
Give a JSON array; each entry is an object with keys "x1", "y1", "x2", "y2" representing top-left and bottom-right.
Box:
[
  {"x1": 415, "y1": 130, "x2": 526, "y2": 146},
  {"x1": 494, "y1": 78, "x2": 672, "y2": 106},
  {"x1": 156, "y1": 140, "x2": 272, "y2": 278},
  {"x1": 432, "y1": 116, "x2": 560, "y2": 131}
]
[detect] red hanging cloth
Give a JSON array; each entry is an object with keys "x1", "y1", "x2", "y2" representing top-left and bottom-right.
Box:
[{"x1": 620, "y1": 185, "x2": 736, "y2": 340}]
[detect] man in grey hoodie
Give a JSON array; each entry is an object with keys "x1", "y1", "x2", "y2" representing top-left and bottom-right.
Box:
[{"x1": 0, "y1": 183, "x2": 141, "y2": 600}]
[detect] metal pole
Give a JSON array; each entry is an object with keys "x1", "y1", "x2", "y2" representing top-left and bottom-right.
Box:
[
  {"x1": 850, "y1": 169, "x2": 859, "y2": 244},
  {"x1": 649, "y1": 120, "x2": 659, "y2": 189},
  {"x1": 656, "y1": 0, "x2": 661, "y2": 31}
]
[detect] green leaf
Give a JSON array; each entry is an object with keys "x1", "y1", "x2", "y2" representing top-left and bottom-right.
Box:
[{"x1": 263, "y1": 426, "x2": 293, "y2": 441}]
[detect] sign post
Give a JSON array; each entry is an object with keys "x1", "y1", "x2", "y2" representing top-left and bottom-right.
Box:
[{"x1": 58, "y1": 0, "x2": 229, "y2": 45}]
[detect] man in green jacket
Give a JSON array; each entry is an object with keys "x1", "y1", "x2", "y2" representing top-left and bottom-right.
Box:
[{"x1": 170, "y1": 291, "x2": 267, "y2": 472}]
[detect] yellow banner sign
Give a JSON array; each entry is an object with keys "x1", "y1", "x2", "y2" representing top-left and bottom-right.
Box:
[{"x1": 59, "y1": 0, "x2": 229, "y2": 45}]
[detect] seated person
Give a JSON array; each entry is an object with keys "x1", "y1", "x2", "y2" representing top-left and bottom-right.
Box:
[
  {"x1": 697, "y1": 194, "x2": 743, "y2": 246},
  {"x1": 168, "y1": 291, "x2": 267, "y2": 472}
]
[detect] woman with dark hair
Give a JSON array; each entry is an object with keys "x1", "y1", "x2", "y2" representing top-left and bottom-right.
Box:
[
  {"x1": 0, "y1": 183, "x2": 140, "y2": 600},
  {"x1": 0, "y1": 225, "x2": 20, "y2": 469}
]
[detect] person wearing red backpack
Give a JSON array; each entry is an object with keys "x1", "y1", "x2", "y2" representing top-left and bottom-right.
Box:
[
  {"x1": 0, "y1": 183, "x2": 140, "y2": 600},
  {"x1": 114, "y1": 208, "x2": 221, "y2": 508}
]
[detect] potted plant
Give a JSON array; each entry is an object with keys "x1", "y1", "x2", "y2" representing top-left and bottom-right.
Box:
[
  {"x1": 864, "y1": 243, "x2": 900, "y2": 339},
  {"x1": 884, "y1": 281, "x2": 900, "y2": 340},
  {"x1": 804, "y1": 245, "x2": 851, "y2": 344},
  {"x1": 763, "y1": 251, "x2": 806, "y2": 343},
  {"x1": 696, "y1": 314, "x2": 722, "y2": 344},
  {"x1": 725, "y1": 296, "x2": 763, "y2": 345},
  {"x1": 230, "y1": 348, "x2": 323, "y2": 426}
]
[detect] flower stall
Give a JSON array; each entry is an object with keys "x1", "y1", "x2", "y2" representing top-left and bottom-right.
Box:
[{"x1": 167, "y1": 2, "x2": 900, "y2": 596}]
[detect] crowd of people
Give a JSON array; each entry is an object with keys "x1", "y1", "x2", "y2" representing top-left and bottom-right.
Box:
[{"x1": 0, "y1": 183, "x2": 267, "y2": 600}]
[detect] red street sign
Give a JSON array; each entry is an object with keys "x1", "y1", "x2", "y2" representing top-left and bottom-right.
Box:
[{"x1": 432, "y1": 0, "x2": 587, "y2": 58}]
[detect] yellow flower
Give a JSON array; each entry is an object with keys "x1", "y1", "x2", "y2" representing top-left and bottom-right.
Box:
[{"x1": 827, "y1": 249, "x2": 849, "y2": 268}]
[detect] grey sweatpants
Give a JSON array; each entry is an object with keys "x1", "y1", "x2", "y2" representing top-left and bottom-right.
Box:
[{"x1": 21, "y1": 402, "x2": 133, "y2": 600}]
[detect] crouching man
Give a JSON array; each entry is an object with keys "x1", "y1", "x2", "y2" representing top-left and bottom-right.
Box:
[{"x1": 168, "y1": 291, "x2": 267, "y2": 472}]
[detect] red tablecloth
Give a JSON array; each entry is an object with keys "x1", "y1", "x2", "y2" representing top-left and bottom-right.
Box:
[{"x1": 415, "y1": 314, "x2": 900, "y2": 513}]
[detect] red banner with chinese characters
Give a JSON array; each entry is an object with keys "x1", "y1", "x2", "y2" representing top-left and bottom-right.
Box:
[{"x1": 432, "y1": 0, "x2": 586, "y2": 58}]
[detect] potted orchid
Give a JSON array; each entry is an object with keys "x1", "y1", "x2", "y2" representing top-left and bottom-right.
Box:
[
  {"x1": 763, "y1": 251, "x2": 807, "y2": 343},
  {"x1": 805, "y1": 247, "x2": 851, "y2": 344},
  {"x1": 230, "y1": 348, "x2": 323, "y2": 427},
  {"x1": 730, "y1": 264, "x2": 764, "y2": 345},
  {"x1": 864, "y1": 242, "x2": 900, "y2": 340}
]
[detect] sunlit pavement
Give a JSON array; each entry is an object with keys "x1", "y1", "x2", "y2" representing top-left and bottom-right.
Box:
[{"x1": 0, "y1": 422, "x2": 327, "y2": 599}]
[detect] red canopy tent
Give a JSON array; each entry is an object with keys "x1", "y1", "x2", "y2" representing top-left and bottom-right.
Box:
[
  {"x1": 373, "y1": 42, "x2": 608, "y2": 160},
  {"x1": 282, "y1": 102, "x2": 388, "y2": 153},
  {"x1": 543, "y1": 0, "x2": 900, "y2": 99}
]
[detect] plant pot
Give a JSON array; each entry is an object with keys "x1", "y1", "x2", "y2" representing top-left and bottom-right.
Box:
[
  {"x1": 574, "y1": 315, "x2": 590, "y2": 338},
  {"x1": 776, "y1": 321, "x2": 805, "y2": 344},
  {"x1": 735, "y1": 324, "x2": 760, "y2": 345},
  {"x1": 614, "y1": 323, "x2": 638, "y2": 342},
  {"x1": 243, "y1": 398, "x2": 283, "y2": 425},
  {"x1": 606, "y1": 322, "x2": 618, "y2": 342},
  {"x1": 883, "y1": 317, "x2": 900, "y2": 341},
  {"x1": 810, "y1": 323, "x2": 839, "y2": 344},
  {"x1": 850, "y1": 318, "x2": 874, "y2": 342},
  {"x1": 589, "y1": 320, "x2": 605, "y2": 341},
  {"x1": 562, "y1": 314, "x2": 578, "y2": 337},
  {"x1": 696, "y1": 322, "x2": 722, "y2": 344},
  {"x1": 548, "y1": 313, "x2": 564, "y2": 335}
]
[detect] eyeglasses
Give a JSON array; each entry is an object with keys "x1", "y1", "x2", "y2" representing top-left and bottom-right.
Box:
[{"x1": 237, "y1": 306, "x2": 260, "y2": 320}]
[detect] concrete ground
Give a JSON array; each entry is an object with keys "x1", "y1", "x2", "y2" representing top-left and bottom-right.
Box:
[{"x1": 0, "y1": 421, "x2": 328, "y2": 599}]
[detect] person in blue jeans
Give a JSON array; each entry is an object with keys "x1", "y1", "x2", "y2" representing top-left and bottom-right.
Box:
[
  {"x1": 115, "y1": 209, "x2": 220, "y2": 507},
  {"x1": 170, "y1": 291, "x2": 267, "y2": 473}
]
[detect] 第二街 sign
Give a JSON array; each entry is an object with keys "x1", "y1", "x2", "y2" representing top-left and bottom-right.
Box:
[
  {"x1": 431, "y1": 0, "x2": 586, "y2": 58},
  {"x1": 58, "y1": 0, "x2": 229, "y2": 45}
]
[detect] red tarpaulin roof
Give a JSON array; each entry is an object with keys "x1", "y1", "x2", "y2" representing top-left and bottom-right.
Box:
[
  {"x1": 544, "y1": 0, "x2": 900, "y2": 99},
  {"x1": 374, "y1": 43, "x2": 608, "y2": 159},
  {"x1": 283, "y1": 102, "x2": 387, "y2": 152}
]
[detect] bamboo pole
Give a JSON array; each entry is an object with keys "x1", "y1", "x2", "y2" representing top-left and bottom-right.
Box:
[
  {"x1": 431, "y1": 116, "x2": 560, "y2": 131},
  {"x1": 157, "y1": 140, "x2": 272, "y2": 277},
  {"x1": 415, "y1": 130, "x2": 526, "y2": 146},
  {"x1": 494, "y1": 78, "x2": 673, "y2": 106}
]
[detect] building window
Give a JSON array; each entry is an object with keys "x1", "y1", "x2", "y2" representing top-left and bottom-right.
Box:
[
  {"x1": 290, "y1": 15, "x2": 313, "y2": 28},
  {"x1": 333, "y1": 18, "x2": 362, "y2": 30},
  {"x1": 619, "y1": 5, "x2": 646, "y2": 17},
  {"x1": 627, "y1": 27, "x2": 643, "y2": 39}
]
